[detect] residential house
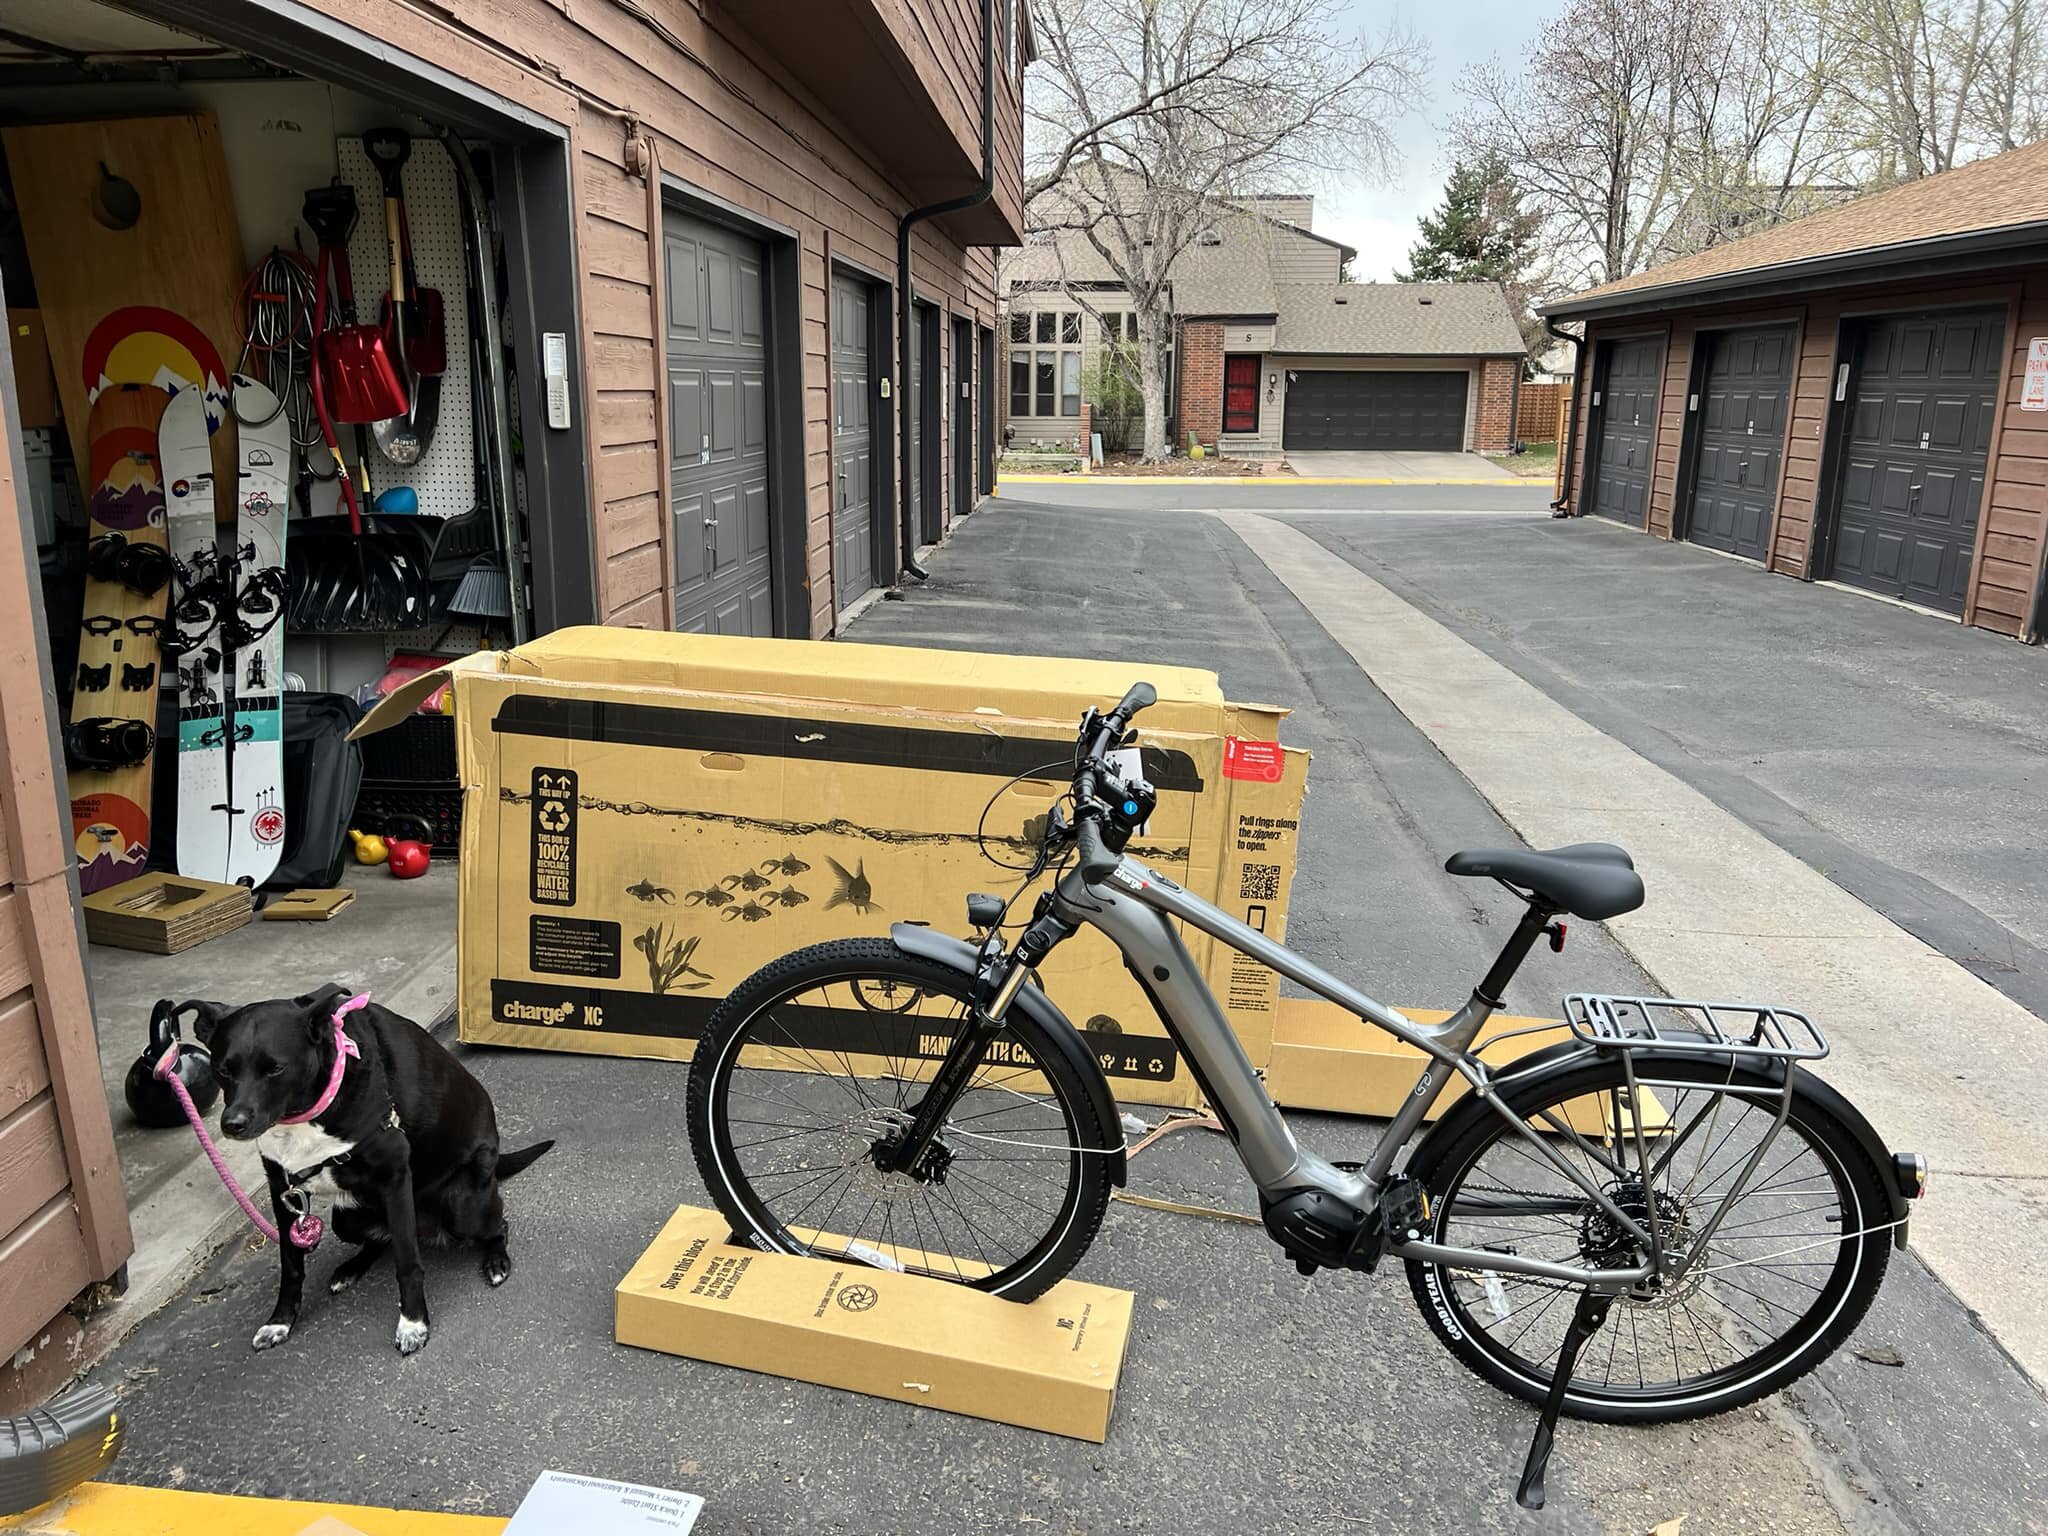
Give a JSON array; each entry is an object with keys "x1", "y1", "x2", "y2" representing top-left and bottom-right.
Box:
[
  {"x1": 1542, "y1": 136, "x2": 2048, "y2": 637},
  {"x1": 1002, "y1": 196, "x2": 1528, "y2": 458}
]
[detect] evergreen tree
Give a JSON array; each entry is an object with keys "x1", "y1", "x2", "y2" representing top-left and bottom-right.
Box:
[{"x1": 1398, "y1": 158, "x2": 1541, "y2": 286}]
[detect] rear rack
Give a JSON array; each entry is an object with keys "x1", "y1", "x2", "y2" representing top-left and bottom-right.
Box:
[{"x1": 1561, "y1": 993, "x2": 1829, "y2": 1063}]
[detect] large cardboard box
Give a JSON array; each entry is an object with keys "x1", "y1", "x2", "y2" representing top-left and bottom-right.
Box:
[
  {"x1": 354, "y1": 630, "x2": 1309, "y2": 1109},
  {"x1": 615, "y1": 1206, "x2": 1133, "y2": 1441}
]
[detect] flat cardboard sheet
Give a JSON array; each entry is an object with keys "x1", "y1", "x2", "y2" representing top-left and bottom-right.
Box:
[{"x1": 615, "y1": 1206, "x2": 1133, "y2": 1442}]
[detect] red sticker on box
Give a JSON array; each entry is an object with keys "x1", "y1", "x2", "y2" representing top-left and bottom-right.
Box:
[{"x1": 1223, "y1": 737, "x2": 1284, "y2": 782}]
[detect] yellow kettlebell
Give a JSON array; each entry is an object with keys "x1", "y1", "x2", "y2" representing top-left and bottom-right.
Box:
[{"x1": 349, "y1": 829, "x2": 388, "y2": 865}]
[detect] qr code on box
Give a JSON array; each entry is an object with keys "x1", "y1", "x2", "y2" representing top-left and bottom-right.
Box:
[{"x1": 1239, "y1": 862, "x2": 1281, "y2": 901}]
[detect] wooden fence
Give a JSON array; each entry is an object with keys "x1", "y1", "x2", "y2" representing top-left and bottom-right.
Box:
[{"x1": 1516, "y1": 382, "x2": 1566, "y2": 443}]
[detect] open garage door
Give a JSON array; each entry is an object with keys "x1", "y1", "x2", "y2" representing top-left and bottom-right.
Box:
[
  {"x1": 1282, "y1": 369, "x2": 1467, "y2": 451},
  {"x1": 1683, "y1": 326, "x2": 1794, "y2": 561},
  {"x1": 1586, "y1": 336, "x2": 1662, "y2": 528},
  {"x1": 1825, "y1": 307, "x2": 2002, "y2": 615}
]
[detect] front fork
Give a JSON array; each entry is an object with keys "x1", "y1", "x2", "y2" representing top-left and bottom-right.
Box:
[{"x1": 872, "y1": 902, "x2": 1077, "y2": 1176}]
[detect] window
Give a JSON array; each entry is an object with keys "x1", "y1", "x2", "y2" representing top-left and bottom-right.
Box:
[
  {"x1": 1010, "y1": 353, "x2": 1030, "y2": 417},
  {"x1": 1035, "y1": 355, "x2": 1056, "y2": 415},
  {"x1": 1060, "y1": 312, "x2": 1081, "y2": 345},
  {"x1": 1006, "y1": 308, "x2": 1092, "y2": 419},
  {"x1": 1061, "y1": 352, "x2": 1081, "y2": 416},
  {"x1": 1035, "y1": 311, "x2": 1056, "y2": 343},
  {"x1": 1008, "y1": 311, "x2": 1029, "y2": 344},
  {"x1": 1223, "y1": 354, "x2": 1260, "y2": 434}
]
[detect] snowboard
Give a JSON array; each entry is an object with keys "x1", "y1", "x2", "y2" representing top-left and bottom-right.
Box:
[
  {"x1": 162, "y1": 381, "x2": 231, "y2": 881},
  {"x1": 223, "y1": 376, "x2": 292, "y2": 888},
  {"x1": 69, "y1": 384, "x2": 172, "y2": 894}
]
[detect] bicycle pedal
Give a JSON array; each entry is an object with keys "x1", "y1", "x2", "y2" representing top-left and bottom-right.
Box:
[{"x1": 1381, "y1": 1176, "x2": 1432, "y2": 1245}]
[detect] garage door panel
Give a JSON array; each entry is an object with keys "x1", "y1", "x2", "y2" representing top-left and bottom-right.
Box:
[
  {"x1": 830, "y1": 270, "x2": 877, "y2": 607},
  {"x1": 669, "y1": 209, "x2": 775, "y2": 635},
  {"x1": 1682, "y1": 325, "x2": 1790, "y2": 560},
  {"x1": 1588, "y1": 337, "x2": 1661, "y2": 527},
  {"x1": 1282, "y1": 370, "x2": 1467, "y2": 451},
  {"x1": 1827, "y1": 305, "x2": 2002, "y2": 614}
]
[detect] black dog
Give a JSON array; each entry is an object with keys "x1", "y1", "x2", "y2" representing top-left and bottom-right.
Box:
[{"x1": 193, "y1": 984, "x2": 553, "y2": 1355}]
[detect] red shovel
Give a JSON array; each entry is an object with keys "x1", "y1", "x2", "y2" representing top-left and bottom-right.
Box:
[{"x1": 302, "y1": 183, "x2": 407, "y2": 425}]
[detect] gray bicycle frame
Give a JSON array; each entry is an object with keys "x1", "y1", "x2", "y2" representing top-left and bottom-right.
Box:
[{"x1": 1049, "y1": 854, "x2": 1678, "y2": 1292}]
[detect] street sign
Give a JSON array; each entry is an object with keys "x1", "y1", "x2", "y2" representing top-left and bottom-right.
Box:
[{"x1": 2023, "y1": 336, "x2": 2048, "y2": 412}]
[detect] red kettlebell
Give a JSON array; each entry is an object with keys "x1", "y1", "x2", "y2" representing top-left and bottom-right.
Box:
[{"x1": 384, "y1": 815, "x2": 432, "y2": 879}]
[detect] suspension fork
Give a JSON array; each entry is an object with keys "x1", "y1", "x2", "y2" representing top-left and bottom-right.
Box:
[{"x1": 873, "y1": 906, "x2": 1078, "y2": 1175}]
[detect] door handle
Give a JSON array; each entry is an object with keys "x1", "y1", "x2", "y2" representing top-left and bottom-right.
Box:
[{"x1": 703, "y1": 517, "x2": 717, "y2": 527}]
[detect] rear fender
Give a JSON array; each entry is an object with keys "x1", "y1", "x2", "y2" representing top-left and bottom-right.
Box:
[
  {"x1": 888, "y1": 923, "x2": 1128, "y2": 1187},
  {"x1": 1407, "y1": 1043, "x2": 1913, "y2": 1241}
]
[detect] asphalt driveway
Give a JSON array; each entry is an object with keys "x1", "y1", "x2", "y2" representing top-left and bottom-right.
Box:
[{"x1": 1273, "y1": 449, "x2": 1514, "y2": 479}]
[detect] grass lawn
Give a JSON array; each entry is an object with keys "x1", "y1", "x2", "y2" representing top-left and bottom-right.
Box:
[{"x1": 1487, "y1": 441, "x2": 1559, "y2": 479}]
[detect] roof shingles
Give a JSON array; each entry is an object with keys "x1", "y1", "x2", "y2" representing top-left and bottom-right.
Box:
[
  {"x1": 1269, "y1": 283, "x2": 1527, "y2": 356},
  {"x1": 1550, "y1": 137, "x2": 2048, "y2": 313}
]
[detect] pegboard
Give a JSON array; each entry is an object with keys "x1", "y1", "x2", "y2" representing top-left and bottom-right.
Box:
[{"x1": 329, "y1": 132, "x2": 476, "y2": 519}]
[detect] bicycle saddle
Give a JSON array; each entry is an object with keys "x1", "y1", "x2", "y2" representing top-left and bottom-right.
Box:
[{"x1": 1443, "y1": 842, "x2": 1645, "y2": 920}]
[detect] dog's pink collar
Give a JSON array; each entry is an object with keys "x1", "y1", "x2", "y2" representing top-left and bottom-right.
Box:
[{"x1": 278, "y1": 993, "x2": 368, "y2": 1126}]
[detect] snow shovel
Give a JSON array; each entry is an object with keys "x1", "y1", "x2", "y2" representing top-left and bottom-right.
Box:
[
  {"x1": 302, "y1": 183, "x2": 406, "y2": 425},
  {"x1": 363, "y1": 128, "x2": 442, "y2": 465}
]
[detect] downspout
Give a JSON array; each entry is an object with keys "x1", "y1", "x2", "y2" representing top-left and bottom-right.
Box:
[
  {"x1": 1546, "y1": 316, "x2": 1583, "y2": 518},
  {"x1": 895, "y1": 0, "x2": 995, "y2": 585}
]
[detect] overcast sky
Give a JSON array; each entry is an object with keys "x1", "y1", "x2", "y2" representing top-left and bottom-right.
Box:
[{"x1": 1313, "y1": 0, "x2": 1549, "y2": 280}]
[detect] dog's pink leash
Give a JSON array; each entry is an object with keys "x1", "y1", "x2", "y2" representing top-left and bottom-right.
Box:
[{"x1": 155, "y1": 993, "x2": 370, "y2": 1251}]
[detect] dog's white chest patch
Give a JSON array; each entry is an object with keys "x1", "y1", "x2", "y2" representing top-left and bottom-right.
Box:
[{"x1": 257, "y1": 1122, "x2": 358, "y2": 1196}]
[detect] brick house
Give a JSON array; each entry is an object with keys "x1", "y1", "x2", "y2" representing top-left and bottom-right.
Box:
[
  {"x1": 1543, "y1": 137, "x2": 2048, "y2": 637},
  {"x1": 1002, "y1": 197, "x2": 1528, "y2": 457}
]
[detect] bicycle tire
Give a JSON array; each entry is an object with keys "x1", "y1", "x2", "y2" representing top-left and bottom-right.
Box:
[
  {"x1": 1404, "y1": 1054, "x2": 1891, "y2": 1424},
  {"x1": 687, "y1": 939, "x2": 1114, "y2": 1302}
]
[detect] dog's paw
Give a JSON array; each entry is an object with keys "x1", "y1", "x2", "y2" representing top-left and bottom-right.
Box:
[
  {"x1": 251, "y1": 1322, "x2": 292, "y2": 1351},
  {"x1": 394, "y1": 1313, "x2": 430, "y2": 1355},
  {"x1": 328, "y1": 1273, "x2": 356, "y2": 1295},
  {"x1": 483, "y1": 1251, "x2": 512, "y2": 1287}
]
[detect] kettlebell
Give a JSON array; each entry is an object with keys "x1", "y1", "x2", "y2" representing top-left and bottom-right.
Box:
[
  {"x1": 349, "y1": 829, "x2": 388, "y2": 864},
  {"x1": 123, "y1": 999, "x2": 217, "y2": 1129},
  {"x1": 385, "y1": 814, "x2": 432, "y2": 879}
]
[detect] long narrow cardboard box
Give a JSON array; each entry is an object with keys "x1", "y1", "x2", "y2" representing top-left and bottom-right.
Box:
[{"x1": 615, "y1": 1206, "x2": 1133, "y2": 1442}]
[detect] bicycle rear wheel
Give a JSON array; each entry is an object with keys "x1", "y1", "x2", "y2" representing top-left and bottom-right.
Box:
[
  {"x1": 1405, "y1": 1055, "x2": 1892, "y2": 1424},
  {"x1": 686, "y1": 939, "x2": 1115, "y2": 1301}
]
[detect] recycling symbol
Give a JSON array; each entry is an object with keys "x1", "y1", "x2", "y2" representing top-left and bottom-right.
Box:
[{"x1": 538, "y1": 800, "x2": 570, "y2": 833}]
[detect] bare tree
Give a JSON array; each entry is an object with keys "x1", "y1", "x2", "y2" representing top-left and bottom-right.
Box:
[
  {"x1": 1457, "y1": 0, "x2": 2045, "y2": 288},
  {"x1": 1025, "y1": 0, "x2": 1423, "y2": 460}
]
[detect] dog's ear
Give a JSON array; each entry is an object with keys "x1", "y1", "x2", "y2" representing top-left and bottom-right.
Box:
[
  {"x1": 181, "y1": 1001, "x2": 234, "y2": 1046},
  {"x1": 297, "y1": 983, "x2": 352, "y2": 1035}
]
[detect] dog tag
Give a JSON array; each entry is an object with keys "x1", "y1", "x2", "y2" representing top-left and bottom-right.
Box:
[{"x1": 289, "y1": 1213, "x2": 325, "y2": 1249}]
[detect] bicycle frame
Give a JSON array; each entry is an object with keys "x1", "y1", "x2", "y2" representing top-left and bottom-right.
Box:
[{"x1": 1049, "y1": 853, "x2": 1685, "y2": 1293}]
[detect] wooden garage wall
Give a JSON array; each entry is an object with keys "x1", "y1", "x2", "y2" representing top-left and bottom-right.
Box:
[
  {"x1": 1564, "y1": 261, "x2": 2048, "y2": 637},
  {"x1": 299, "y1": 0, "x2": 1012, "y2": 639},
  {"x1": 0, "y1": 383, "x2": 132, "y2": 1376}
]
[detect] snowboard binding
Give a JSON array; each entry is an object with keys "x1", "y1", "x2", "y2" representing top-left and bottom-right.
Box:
[
  {"x1": 120, "y1": 662, "x2": 156, "y2": 693},
  {"x1": 85, "y1": 533, "x2": 173, "y2": 596},
  {"x1": 224, "y1": 565, "x2": 288, "y2": 651},
  {"x1": 76, "y1": 662, "x2": 112, "y2": 694},
  {"x1": 65, "y1": 717, "x2": 155, "y2": 772}
]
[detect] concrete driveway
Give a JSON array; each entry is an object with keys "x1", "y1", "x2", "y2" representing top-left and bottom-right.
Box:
[{"x1": 1284, "y1": 449, "x2": 1513, "y2": 479}]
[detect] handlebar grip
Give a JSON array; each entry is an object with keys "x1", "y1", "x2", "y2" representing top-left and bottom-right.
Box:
[
  {"x1": 1076, "y1": 813, "x2": 1118, "y2": 881},
  {"x1": 1111, "y1": 681, "x2": 1156, "y2": 724}
]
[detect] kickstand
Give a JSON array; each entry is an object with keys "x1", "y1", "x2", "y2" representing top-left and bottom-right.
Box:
[{"x1": 1514, "y1": 1288, "x2": 1613, "y2": 1511}]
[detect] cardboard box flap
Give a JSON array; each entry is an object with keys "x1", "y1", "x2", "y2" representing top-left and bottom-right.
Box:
[
  {"x1": 350, "y1": 650, "x2": 506, "y2": 739},
  {"x1": 499, "y1": 628, "x2": 1227, "y2": 729}
]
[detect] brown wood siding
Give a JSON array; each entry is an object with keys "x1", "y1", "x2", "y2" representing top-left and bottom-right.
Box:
[
  {"x1": 295, "y1": 0, "x2": 1009, "y2": 639},
  {"x1": 0, "y1": 362, "x2": 132, "y2": 1365},
  {"x1": 1648, "y1": 322, "x2": 1692, "y2": 538},
  {"x1": 1560, "y1": 261, "x2": 2048, "y2": 637}
]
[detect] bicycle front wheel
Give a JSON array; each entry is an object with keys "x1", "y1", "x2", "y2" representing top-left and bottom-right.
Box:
[
  {"x1": 1405, "y1": 1054, "x2": 1892, "y2": 1424},
  {"x1": 687, "y1": 939, "x2": 1114, "y2": 1301}
]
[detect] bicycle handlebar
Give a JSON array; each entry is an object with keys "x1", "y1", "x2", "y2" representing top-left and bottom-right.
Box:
[{"x1": 1072, "y1": 682, "x2": 1155, "y2": 881}]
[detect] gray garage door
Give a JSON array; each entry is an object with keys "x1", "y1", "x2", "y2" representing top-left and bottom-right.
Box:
[
  {"x1": 1587, "y1": 336, "x2": 1662, "y2": 528},
  {"x1": 1829, "y1": 307, "x2": 2002, "y2": 615},
  {"x1": 1282, "y1": 369, "x2": 1467, "y2": 451},
  {"x1": 1684, "y1": 326, "x2": 1794, "y2": 561},
  {"x1": 668, "y1": 209, "x2": 772, "y2": 634},
  {"x1": 831, "y1": 272, "x2": 876, "y2": 606}
]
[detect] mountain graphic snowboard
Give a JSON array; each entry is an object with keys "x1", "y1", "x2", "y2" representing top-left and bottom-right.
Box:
[{"x1": 69, "y1": 384, "x2": 171, "y2": 894}]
